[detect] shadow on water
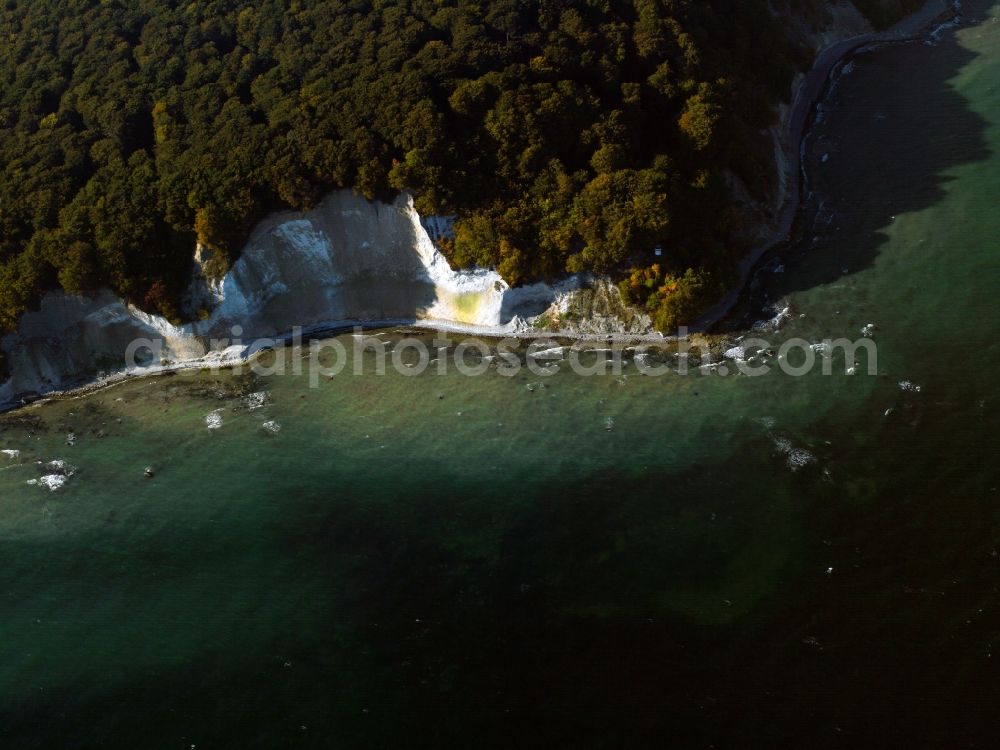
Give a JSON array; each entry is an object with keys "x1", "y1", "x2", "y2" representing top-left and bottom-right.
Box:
[
  {"x1": 720, "y1": 19, "x2": 992, "y2": 331},
  {"x1": 2, "y1": 428, "x2": 997, "y2": 749}
]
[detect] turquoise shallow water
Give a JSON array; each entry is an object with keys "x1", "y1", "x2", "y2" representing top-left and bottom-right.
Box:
[{"x1": 2, "y1": 6, "x2": 1000, "y2": 748}]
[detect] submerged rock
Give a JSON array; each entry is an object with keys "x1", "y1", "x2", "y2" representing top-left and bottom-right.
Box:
[
  {"x1": 30, "y1": 474, "x2": 67, "y2": 492},
  {"x1": 787, "y1": 449, "x2": 817, "y2": 471},
  {"x1": 243, "y1": 391, "x2": 271, "y2": 411},
  {"x1": 205, "y1": 410, "x2": 224, "y2": 430},
  {"x1": 45, "y1": 459, "x2": 76, "y2": 476}
]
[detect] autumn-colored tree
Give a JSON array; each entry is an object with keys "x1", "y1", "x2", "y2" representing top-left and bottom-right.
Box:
[{"x1": 0, "y1": 0, "x2": 859, "y2": 331}]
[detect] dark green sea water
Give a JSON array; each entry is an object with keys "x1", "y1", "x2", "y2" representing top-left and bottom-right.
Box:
[{"x1": 2, "y1": 6, "x2": 999, "y2": 748}]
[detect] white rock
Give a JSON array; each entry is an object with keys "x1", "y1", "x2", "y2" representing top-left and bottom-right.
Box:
[
  {"x1": 244, "y1": 391, "x2": 270, "y2": 411},
  {"x1": 34, "y1": 474, "x2": 67, "y2": 492}
]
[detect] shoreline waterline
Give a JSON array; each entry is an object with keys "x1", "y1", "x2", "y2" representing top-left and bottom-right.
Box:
[
  {"x1": 0, "y1": 318, "x2": 687, "y2": 414},
  {"x1": 1, "y1": 317, "x2": 887, "y2": 414}
]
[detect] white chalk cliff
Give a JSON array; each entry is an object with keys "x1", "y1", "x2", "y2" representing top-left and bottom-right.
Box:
[{"x1": 0, "y1": 190, "x2": 649, "y2": 405}]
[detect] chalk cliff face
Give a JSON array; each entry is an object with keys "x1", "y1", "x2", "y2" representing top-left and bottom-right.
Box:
[
  {"x1": 0, "y1": 292, "x2": 205, "y2": 403},
  {"x1": 0, "y1": 190, "x2": 649, "y2": 406},
  {"x1": 192, "y1": 191, "x2": 509, "y2": 337}
]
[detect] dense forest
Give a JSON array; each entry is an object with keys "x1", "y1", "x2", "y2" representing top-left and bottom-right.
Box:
[{"x1": 0, "y1": 0, "x2": 921, "y2": 340}]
